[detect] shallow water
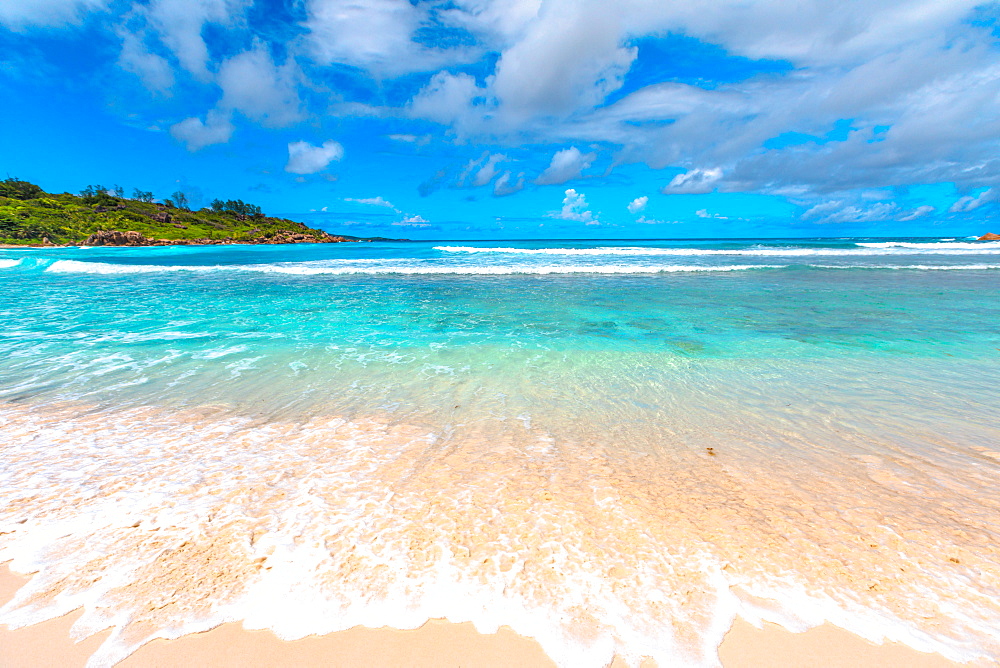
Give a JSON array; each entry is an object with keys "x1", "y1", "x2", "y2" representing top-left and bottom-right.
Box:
[{"x1": 1, "y1": 238, "x2": 999, "y2": 667}]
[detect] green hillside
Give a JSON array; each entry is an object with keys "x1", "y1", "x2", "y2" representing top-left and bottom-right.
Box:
[{"x1": 0, "y1": 178, "x2": 357, "y2": 246}]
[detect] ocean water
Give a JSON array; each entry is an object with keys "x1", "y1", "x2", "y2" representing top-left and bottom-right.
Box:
[{"x1": 0, "y1": 237, "x2": 999, "y2": 667}]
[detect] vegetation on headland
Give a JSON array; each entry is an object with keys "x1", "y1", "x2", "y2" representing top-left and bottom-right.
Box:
[{"x1": 0, "y1": 177, "x2": 393, "y2": 246}]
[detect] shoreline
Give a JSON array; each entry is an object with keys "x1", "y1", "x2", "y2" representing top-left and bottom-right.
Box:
[
  {"x1": 0, "y1": 565, "x2": 967, "y2": 668},
  {"x1": 0, "y1": 239, "x2": 360, "y2": 249}
]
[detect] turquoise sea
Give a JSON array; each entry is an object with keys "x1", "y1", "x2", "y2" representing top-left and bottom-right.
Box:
[{"x1": 1, "y1": 237, "x2": 999, "y2": 667}]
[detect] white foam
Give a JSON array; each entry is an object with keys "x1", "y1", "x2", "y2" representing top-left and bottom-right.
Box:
[
  {"x1": 436, "y1": 245, "x2": 1000, "y2": 257},
  {"x1": 46, "y1": 260, "x2": 214, "y2": 274},
  {"x1": 818, "y1": 263, "x2": 1000, "y2": 270},
  {"x1": 1, "y1": 398, "x2": 997, "y2": 668},
  {"x1": 253, "y1": 263, "x2": 782, "y2": 275},
  {"x1": 40, "y1": 257, "x2": 1000, "y2": 278},
  {"x1": 45, "y1": 259, "x2": 785, "y2": 276},
  {"x1": 856, "y1": 241, "x2": 1000, "y2": 250},
  {"x1": 0, "y1": 258, "x2": 23, "y2": 269}
]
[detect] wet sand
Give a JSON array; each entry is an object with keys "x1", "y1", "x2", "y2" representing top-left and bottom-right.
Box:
[{"x1": 0, "y1": 564, "x2": 964, "y2": 668}]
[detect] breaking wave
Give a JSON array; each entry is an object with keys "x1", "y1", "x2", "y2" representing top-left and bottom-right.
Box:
[
  {"x1": 44, "y1": 259, "x2": 783, "y2": 276},
  {"x1": 435, "y1": 244, "x2": 1000, "y2": 257}
]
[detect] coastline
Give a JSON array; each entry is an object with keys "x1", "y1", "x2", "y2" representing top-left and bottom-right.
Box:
[
  {"x1": 0, "y1": 565, "x2": 966, "y2": 668},
  {"x1": 0, "y1": 235, "x2": 404, "y2": 249},
  {"x1": 0, "y1": 236, "x2": 357, "y2": 249}
]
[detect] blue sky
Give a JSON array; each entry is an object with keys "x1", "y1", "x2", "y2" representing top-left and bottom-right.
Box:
[{"x1": 1, "y1": 0, "x2": 999, "y2": 239}]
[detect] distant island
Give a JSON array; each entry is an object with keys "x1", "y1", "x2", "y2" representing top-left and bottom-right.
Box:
[{"x1": 0, "y1": 177, "x2": 400, "y2": 247}]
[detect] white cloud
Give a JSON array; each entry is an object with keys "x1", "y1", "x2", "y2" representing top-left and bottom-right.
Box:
[
  {"x1": 695, "y1": 209, "x2": 728, "y2": 220},
  {"x1": 409, "y1": 71, "x2": 487, "y2": 134},
  {"x1": 24, "y1": 0, "x2": 1000, "y2": 210},
  {"x1": 285, "y1": 140, "x2": 345, "y2": 174},
  {"x1": 345, "y1": 196, "x2": 397, "y2": 208},
  {"x1": 395, "y1": 215, "x2": 432, "y2": 227},
  {"x1": 456, "y1": 151, "x2": 509, "y2": 188},
  {"x1": 0, "y1": 0, "x2": 108, "y2": 30},
  {"x1": 144, "y1": 0, "x2": 241, "y2": 81},
  {"x1": 801, "y1": 200, "x2": 900, "y2": 224},
  {"x1": 305, "y1": 0, "x2": 474, "y2": 77},
  {"x1": 899, "y1": 205, "x2": 935, "y2": 221},
  {"x1": 664, "y1": 168, "x2": 723, "y2": 195},
  {"x1": 949, "y1": 188, "x2": 998, "y2": 213},
  {"x1": 551, "y1": 188, "x2": 595, "y2": 223},
  {"x1": 400, "y1": 2, "x2": 999, "y2": 200},
  {"x1": 387, "y1": 133, "x2": 431, "y2": 145},
  {"x1": 218, "y1": 45, "x2": 303, "y2": 127},
  {"x1": 494, "y1": 171, "x2": 526, "y2": 197},
  {"x1": 636, "y1": 216, "x2": 681, "y2": 225},
  {"x1": 118, "y1": 32, "x2": 174, "y2": 93},
  {"x1": 535, "y1": 146, "x2": 596, "y2": 185},
  {"x1": 473, "y1": 153, "x2": 506, "y2": 187},
  {"x1": 170, "y1": 109, "x2": 234, "y2": 150},
  {"x1": 441, "y1": 0, "x2": 541, "y2": 46},
  {"x1": 490, "y1": 1, "x2": 636, "y2": 122},
  {"x1": 627, "y1": 196, "x2": 648, "y2": 214}
]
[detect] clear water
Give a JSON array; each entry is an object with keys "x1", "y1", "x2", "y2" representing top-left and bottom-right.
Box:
[{"x1": 1, "y1": 238, "x2": 999, "y2": 667}]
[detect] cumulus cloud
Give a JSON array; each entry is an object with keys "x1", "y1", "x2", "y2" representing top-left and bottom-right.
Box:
[
  {"x1": 345, "y1": 196, "x2": 397, "y2": 209},
  {"x1": 218, "y1": 45, "x2": 303, "y2": 127},
  {"x1": 415, "y1": 2, "x2": 998, "y2": 201},
  {"x1": 118, "y1": 31, "x2": 174, "y2": 93},
  {"x1": 458, "y1": 151, "x2": 509, "y2": 187},
  {"x1": 474, "y1": 153, "x2": 507, "y2": 186},
  {"x1": 170, "y1": 109, "x2": 234, "y2": 150},
  {"x1": 949, "y1": 188, "x2": 998, "y2": 213},
  {"x1": 695, "y1": 209, "x2": 728, "y2": 220},
  {"x1": 0, "y1": 0, "x2": 108, "y2": 30},
  {"x1": 636, "y1": 216, "x2": 681, "y2": 225},
  {"x1": 21, "y1": 0, "x2": 1000, "y2": 214},
  {"x1": 285, "y1": 140, "x2": 345, "y2": 174},
  {"x1": 387, "y1": 133, "x2": 431, "y2": 145},
  {"x1": 801, "y1": 200, "x2": 900, "y2": 224},
  {"x1": 494, "y1": 171, "x2": 526, "y2": 197},
  {"x1": 664, "y1": 168, "x2": 723, "y2": 195},
  {"x1": 535, "y1": 146, "x2": 597, "y2": 185},
  {"x1": 409, "y1": 71, "x2": 487, "y2": 134},
  {"x1": 144, "y1": 0, "x2": 241, "y2": 81},
  {"x1": 899, "y1": 205, "x2": 935, "y2": 221},
  {"x1": 551, "y1": 188, "x2": 596, "y2": 223},
  {"x1": 305, "y1": 0, "x2": 474, "y2": 77},
  {"x1": 627, "y1": 196, "x2": 648, "y2": 214},
  {"x1": 396, "y1": 215, "x2": 431, "y2": 227},
  {"x1": 490, "y1": 1, "x2": 636, "y2": 122}
]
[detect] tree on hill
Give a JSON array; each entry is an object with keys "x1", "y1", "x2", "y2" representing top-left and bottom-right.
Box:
[
  {"x1": 210, "y1": 198, "x2": 263, "y2": 220},
  {"x1": 132, "y1": 188, "x2": 154, "y2": 203},
  {"x1": 80, "y1": 184, "x2": 119, "y2": 206},
  {"x1": 1, "y1": 177, "x2": 43, "y2": 200},
  {"x1": 171, "y1": 191, "x2": 189, "y2": 210}
]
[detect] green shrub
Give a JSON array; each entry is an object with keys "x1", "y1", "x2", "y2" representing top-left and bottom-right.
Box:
[{"x1": 0, "y1": 178, "x2": 43, "y2": 200}]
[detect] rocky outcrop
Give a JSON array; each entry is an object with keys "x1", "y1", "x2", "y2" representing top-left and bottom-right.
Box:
[
  {"x1": 81, "y1": 229, "x2": 356, "y2": 247},
  {"x1": 83, "y1": 230, "x2": 150, "y2": 246},
  {"x1": 259, "y1": 231, "x2": 350, "y2": 244},
  {"x1": 978, "y1": 232, "x2": 1000, "y2": 241}
]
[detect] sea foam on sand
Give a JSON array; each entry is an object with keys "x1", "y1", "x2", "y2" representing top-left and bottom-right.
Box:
[{"x1": 0, "y1": 398, "x2": 998, "y2": 668}]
